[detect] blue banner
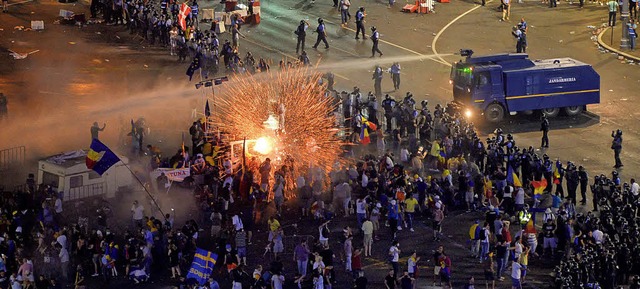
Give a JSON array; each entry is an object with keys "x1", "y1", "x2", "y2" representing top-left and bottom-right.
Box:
[{"x1": 186, "y1": 248, "x2": 217, "y2": 285}]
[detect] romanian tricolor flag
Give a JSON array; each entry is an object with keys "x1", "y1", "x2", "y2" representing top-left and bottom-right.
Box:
[
  {"x1": 553, "y1": 167, "x2": 561, "y2": 185},
  {"x1": 507, "y1": 165, "x2": 522, "y2": 187},
  {"x1": 359, "y1": 116, "x2": 377, "y2": 145},
  {"x1": 530, "y1": 178, "x2": 547, "y2": 198},
  {"x1": 86, "y1": 139, "x2": 121, "y2": 175}
]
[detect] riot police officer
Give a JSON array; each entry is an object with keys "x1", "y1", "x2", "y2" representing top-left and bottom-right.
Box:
[
  {"x1": 382, "y1": 94, "x2": 396, "y2": 132},
  {"x1": 540, "y1": 115, "x2": 550, "y2": 148},
  {"x1": 355, "y1": 7, "x2": 366, "y2": 39},
  {"x1": 312, "y1": 18, "x2": 329, "y2": 49},
  {"x1": 370, "y1": 26, "x2": 383, "y2": 58},
  {"x1": 295, "y1": 20, "x2": 309, "y2": 54},
  {"x1": 611, "y1": 129, "x2": 623, "y2": 168}
]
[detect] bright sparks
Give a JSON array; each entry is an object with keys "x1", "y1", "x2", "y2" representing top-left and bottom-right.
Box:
[
  {"x1": 210, "y1": 68, "x2": 344, "y2": 197},
  {"x1": 254, "y1": 136, "x2": 274, "y2": 155}
]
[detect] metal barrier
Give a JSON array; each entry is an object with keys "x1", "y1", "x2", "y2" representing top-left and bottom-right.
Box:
[
  {"x1": 0, "y1": 146, "x2": 26, "y2": 171},
  {"x1": 66, "y1": 182, "x2": 105, "y2": 201},
  {"x1": 282, "y1": 235, "x2": 315, "y2": 255}
]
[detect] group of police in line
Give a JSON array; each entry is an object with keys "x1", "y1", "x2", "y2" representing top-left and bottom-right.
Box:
[{"x1": 293, "y1": 5, "x2": 384, "y2": 58}]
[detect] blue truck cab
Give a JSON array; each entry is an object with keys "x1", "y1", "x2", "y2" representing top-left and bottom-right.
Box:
[{"x1": 450, "y1": 49, "x2": 600, "y2": 122}]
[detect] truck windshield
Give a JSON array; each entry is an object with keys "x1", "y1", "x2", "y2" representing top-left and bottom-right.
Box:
[{"x1": 452, "y1": 64, "x2": 474, "y2": 87}]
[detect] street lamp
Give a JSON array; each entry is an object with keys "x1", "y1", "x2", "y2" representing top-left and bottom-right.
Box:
[{"x1": 621, "y1": 0, "x2": 630, "y2": 49}]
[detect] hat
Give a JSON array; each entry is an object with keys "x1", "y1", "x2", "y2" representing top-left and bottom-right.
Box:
[
  {"x1": 545, "y1": 208, "x2": 552, "y2": 214},
  {"x1": 376, "y1": 203, "x2": 382, "y2": 208},
  {"x1": 434, "y1": 195, "x2": 440, "y2": 200},
  {"x1": 391, "y1": 200, "x2": 397, "y2": 205}
]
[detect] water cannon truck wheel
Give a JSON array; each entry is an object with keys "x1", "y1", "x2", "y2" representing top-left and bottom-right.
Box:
[
  {"x1": 541, "y1": 107, "x2": 560, "y2": 118},
  {"x1": 484, "y1": 103, "x2": 505, "y2": 123},
  {"x1": 564, "y1": 106, "x2": 583, "y2": 116}
]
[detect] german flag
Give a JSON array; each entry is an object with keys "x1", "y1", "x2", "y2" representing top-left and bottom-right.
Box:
[{"x1": 86, "y1": 139, "x2": 121, "y2": 175}]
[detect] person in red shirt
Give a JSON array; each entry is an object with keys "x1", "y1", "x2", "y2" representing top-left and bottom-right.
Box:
[{"x1": 351, "y1": 248, "x2": 363, "y2": 280}]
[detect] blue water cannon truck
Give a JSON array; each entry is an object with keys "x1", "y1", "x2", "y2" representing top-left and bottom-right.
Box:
[{"x1": 450, "y1": 49, "x2": 600, "y2": 123}]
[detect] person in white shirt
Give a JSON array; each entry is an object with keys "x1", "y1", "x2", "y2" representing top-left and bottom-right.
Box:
[
  {"x1": 54, "y1": 196, "x2": 63, "y2": 214},
  {"x1": 631, "y1": 178, "x2": 640, "y2": 196},
  {"x1": 356, "y1": 196, "x2": 368, "y2": 227},
  {"x1": 388, "y1": 241, "x2": 401, "y2": 279},
  {"x1": 232, "y1": 214, "x2": 244, "y2": 231},
  {"x1": 511, "y1": 260, "x2": 523, "y2": 289},
  {"x1": 400, "y1": 147, "x2": 410, "y2": 163},
  {"x1": 542, "y1": 208, "x2": 556, "y2": 223},
  {"x1": 592, "y1": 227, "x2": 604, "y2": 244},
  {"x1": 361, "y1": 172, "x2": 369, "y2": 188},
  {"x1": 56, "y1": 231, "x2": 67, "y2": 250},
  {"x1": 271, "y1": 273, "x2": 285, "y2": 289},
  {"x1": 131, "y1": 201, "x2": 145, "y2": 228}
]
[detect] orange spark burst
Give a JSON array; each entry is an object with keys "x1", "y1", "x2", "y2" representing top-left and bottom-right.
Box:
[{"x1": 210, "y1": 68, "x2": 344, "y2": 198}]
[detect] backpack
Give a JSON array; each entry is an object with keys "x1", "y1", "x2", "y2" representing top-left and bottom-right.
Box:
[{"x1": 478, "y1": 228, "x2": 487, "y2": 240}]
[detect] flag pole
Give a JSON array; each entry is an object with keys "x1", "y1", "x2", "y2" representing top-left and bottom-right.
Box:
[{"x1": 120, "y1": 161, "x2": 169, "y2": 223}]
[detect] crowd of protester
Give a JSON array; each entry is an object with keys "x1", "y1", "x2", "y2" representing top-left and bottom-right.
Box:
[{"x1": 3, "y1": 87, "x2": 640, "y2": 289}]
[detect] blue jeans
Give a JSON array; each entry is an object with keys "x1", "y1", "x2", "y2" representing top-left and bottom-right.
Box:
[
  {"x1": 341, "y1": 9, "x2": 349, "y2": 24},
  {"x1": 480, "y1": 241, "x2": 489, "y2": 261},
  {"x1": 357, "y1": 213, "x2": 366, "y2": 228},
  {"x1": 497, "y1": 257, "x2": 505, "y2": 276},
  {"x1": 630, "y1": 34, "x2": 637, "y2": 50},
  {"x1": 406, "y1": 212, "x2": 414, "y2": 229},
  {"x1": 391, "y1": 261, "x2": 399, "y2": 279},
  {"x1": 297, "y1": 259, "x2": 308, "y2": 276}
]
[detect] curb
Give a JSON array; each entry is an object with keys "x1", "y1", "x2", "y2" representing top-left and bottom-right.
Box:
[{"x1": 597, "y1": 26, "x2": 640, "y2": 62}]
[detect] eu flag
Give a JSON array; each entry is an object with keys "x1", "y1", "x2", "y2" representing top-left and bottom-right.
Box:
[
  {"x1": 186, "y1": 248, "x2": 217, "y2": 285},
  {"x1": 186, "y1": 54, "x2": 201, "y2": 81},
  {"x1": 86, "y1": 139, "x2": 121, "y2": 175}
]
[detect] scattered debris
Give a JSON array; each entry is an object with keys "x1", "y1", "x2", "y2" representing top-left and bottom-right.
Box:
[
  {"x1": 95, "y1": 31, "x2": 101, "y2": 35},
  {"x1": 68, "y1": 42, "x2": 76, "y2": 45},
  {"x1": 559, "y1": 40, "x2": 563, "y2": 43},
  {"x1": 8, "y1": 49, "x2": 40, "y2": 59},
  {"x1": 587, "y1": 25, "x2": 596, "y2": 29},
  {"x1": 569, "y1": 31, "x2": 575, "y2": 35},
  {"x1": 621, "y1": 98, "x2": 628, "y2": 101},
  {"x1": 31, "y1": 20, "x2": 44, "y2": 30},
  {"x1": 14, "y1": 26, "x2": 25, "y2": 31},
  {"x1": 144, "y1": 64, "x2": 148, "y2": 68},
  {"x1": 105, "y1": 59, "x2": 109, "y2": 62}
]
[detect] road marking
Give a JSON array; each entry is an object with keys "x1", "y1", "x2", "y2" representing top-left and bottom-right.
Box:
[
  {"x1": 431, "y1": 1, "x2": 493, "y2": 67},
  {"x1": 239, "y1": 37, "x2": 351, "y2": 80},
  {"x1": 8, "y1": 0, "x2": 34, "y2": 6}
]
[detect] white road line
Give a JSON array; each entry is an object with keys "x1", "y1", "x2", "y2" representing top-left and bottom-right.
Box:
[
  {"x1": 8, "y1": 0, "x2": 34, "y2": 6},
  {"x1": 431, "y1": 1, "x2": 493, "y2": 67},
  {"x1": 242, "y1": 37, "x2": 351, "y2": 80}
]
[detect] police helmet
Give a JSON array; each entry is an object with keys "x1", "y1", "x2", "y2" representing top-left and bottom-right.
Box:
[
  {"x1": 300, "y1": 20, "x2": 305, "y2": 25},
  {"x1": 318, "y1": 18, "x2": 324, "y2": 23},
  {"x1": 507, "y1": 133, "x2": 513, "y2": 140},
  {"x1": 543, "y1": 154, "x2": 549, "y2": 159},
  {"x1": 371, "y1": 26, "x2": 377, "y2": 31},
  {"x1": 617, "y1": 129, "x2": 622, "y2": 135}
]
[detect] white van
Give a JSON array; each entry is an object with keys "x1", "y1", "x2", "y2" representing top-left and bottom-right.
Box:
[{"x1": 37, "y1": 150, "x2": 132, "y2": 201}]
